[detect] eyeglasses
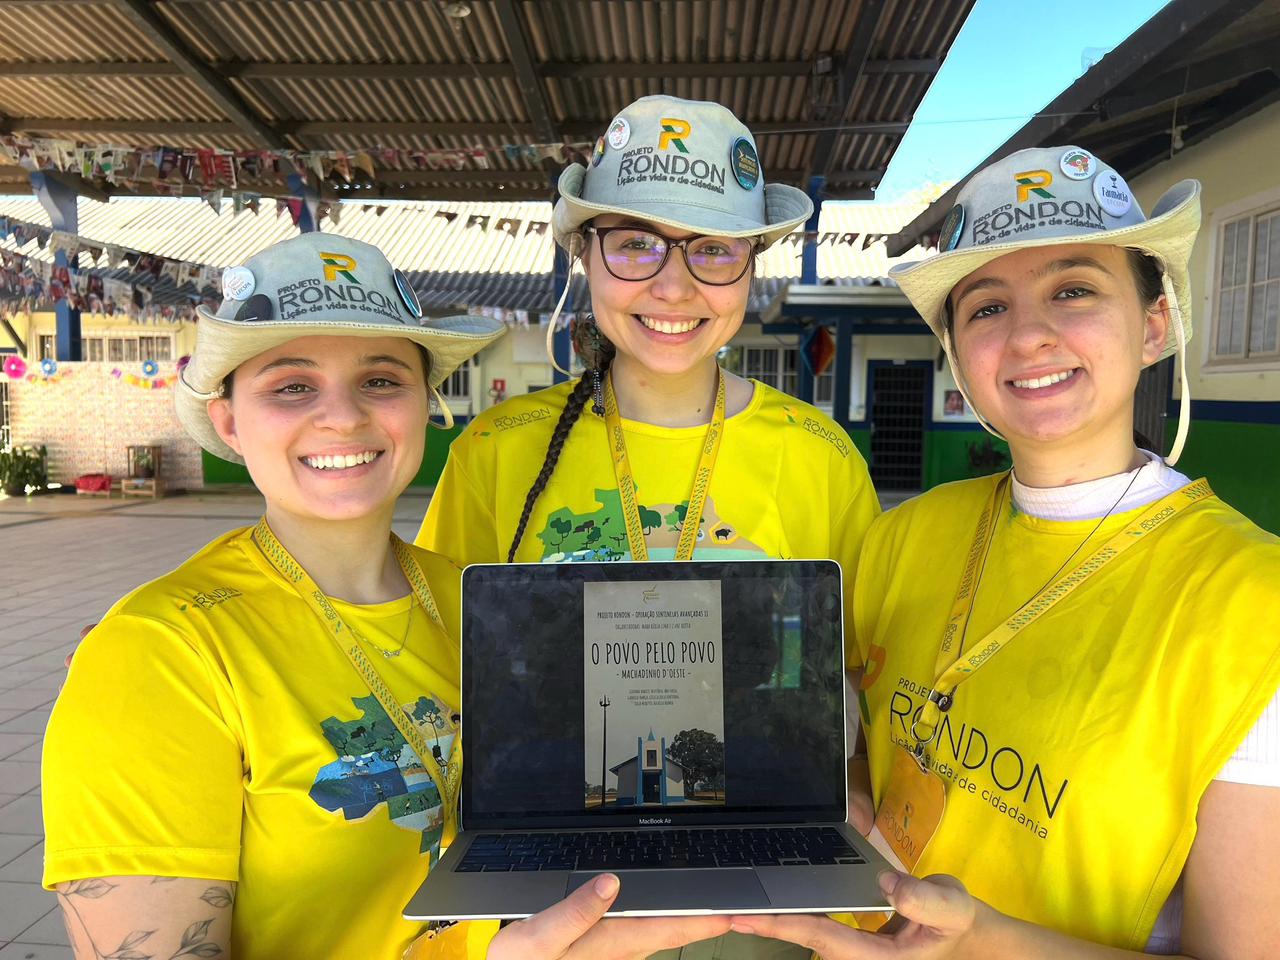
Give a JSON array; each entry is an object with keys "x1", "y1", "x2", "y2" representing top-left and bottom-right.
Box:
[{"x1": 586, "y1": 226, "x2": 757, "y2": 286}]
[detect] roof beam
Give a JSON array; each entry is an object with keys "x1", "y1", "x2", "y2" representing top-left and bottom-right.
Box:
[
  {"x1": 5, "y1": 118, "x2": 245, "y2": 136},
  {"x1": 885, "y1": 0, "x2": 1272, "y2": 255},
  {"x1": 103, "y1": 0, "x2": 287, "y2": 148},
  {"x1": 807, "y1": 0, "x2": 889, "y2": 182},
  {"x1": 283, "y1": 120, "x2": 536, "y2": 137},
  {"x1": 492, "y1": 0, "x2": 559, "y2": 145},
  {"x1": 0, "y1": 57, "x2": 941, "y2": 83},
  {"x1": 1100, "y1": 37, "x2": 1280, "y2": 120}
]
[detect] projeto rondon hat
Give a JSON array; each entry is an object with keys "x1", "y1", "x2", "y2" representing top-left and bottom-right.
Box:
[
  {"x1": 888, "y1": 145, "x2": 1201, "y2": 462},
  {"x1": 177, "y1": 232, "x2": 506, "y2": 464},
  {"x1": 553, "y1": 95, "x2": 813, "y2": 253}
]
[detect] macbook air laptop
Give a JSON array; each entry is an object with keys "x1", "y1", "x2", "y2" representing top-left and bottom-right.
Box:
[{"x1": 405, "y1": 559, "x2": 891, "y2": 920}]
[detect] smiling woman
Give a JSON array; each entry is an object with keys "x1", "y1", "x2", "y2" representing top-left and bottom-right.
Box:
[
  {"x1": 745, "y1": 146, "x2": 1280, "y2": 960},
  {"x1": 415, "y1": 95, "x2": 882, "y2": 960},
  {"x1": 39, "y1": 233, "x2": 508, "y2": 960}
]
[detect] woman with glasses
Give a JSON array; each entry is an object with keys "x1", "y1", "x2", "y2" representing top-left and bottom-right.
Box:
[{"x1": 414, "y1": 96, "x2": 881, "y2": 959}]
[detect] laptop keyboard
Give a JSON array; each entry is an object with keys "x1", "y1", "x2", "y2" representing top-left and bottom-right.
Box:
[{"x1": 456, "y1": 826, "x2": 867, "y2": 872}]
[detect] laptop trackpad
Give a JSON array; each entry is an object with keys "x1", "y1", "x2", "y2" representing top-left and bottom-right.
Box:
[{"x1": 566, "y1": 870, "x2": 770, "y2": 913}]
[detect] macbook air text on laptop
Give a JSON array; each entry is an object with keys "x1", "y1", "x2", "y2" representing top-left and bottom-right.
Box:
[{"x1": 405, "y1": 559, "x2": 891, "y2": 920}]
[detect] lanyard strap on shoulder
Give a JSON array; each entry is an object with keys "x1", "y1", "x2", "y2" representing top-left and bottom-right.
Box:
[
  {"x1": 911, "y1": 476, "x2": 1216, "y2": 755},
  {"x1": 250, "y1": 519, "x2": 461, "y2": 827},
  {"x1": 604, "y1": 368, "x2": 727, "y2": 561}
]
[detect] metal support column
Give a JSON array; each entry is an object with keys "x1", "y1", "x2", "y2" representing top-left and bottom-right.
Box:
[
  {"x1": 550, "y1": 242, "x2": 572, "y2": 384},
  {"x1": 286, "y1": 172, "x2": 319, "y2": 233},
  {"x1": 798, "y1": 177, "x2": 825, "y2": 404},
  {"x1": 832, "y1": 317, "x2": 853, "y2": 434},
  {"x1": 30, "y1": 171, "x2": 81, "y2": 361}
]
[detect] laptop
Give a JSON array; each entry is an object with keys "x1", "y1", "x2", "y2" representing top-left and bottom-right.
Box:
[{"x1": 405, "y1": 559, "x2": 892, "y2": 920}]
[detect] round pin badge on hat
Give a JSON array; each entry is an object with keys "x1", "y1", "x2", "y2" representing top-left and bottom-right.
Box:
[
  {"x1": 939, "y1": 204, "x2": 965, "y2": 252},
  {"x1": 1093, "y1": 170, "x2": 1133, "y2": 217},
  {"x1": 393, "y1": 269, "x2": 422, "y2": 320},
  {"x1": 730, "y1": 137, "x2": 760, "y2": 190},
  {"x1": 221, "y1": 265, "x2": 256, "y2": 301},
  {"x1": 607, "y1": 116, "x2": 631, "y2": 150},
  {"x1": 1058, "y1": 148, "x2": 1096, "y2": 181}
]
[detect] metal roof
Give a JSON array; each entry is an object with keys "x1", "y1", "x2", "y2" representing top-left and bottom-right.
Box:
[
  {"x1": 0, "y1": 193, "x2": 927, "y2": 312},
  {"x1": 887, "y1": 0, "x2": 1280, "y2": 254},
  {"x1": 0, "y1": 0, "x2": 973, "y2": 205}
]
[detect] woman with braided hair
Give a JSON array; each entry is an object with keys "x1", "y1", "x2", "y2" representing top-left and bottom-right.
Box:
[
  {"x1": 416, "y1": 94, "x2": 881, "y2": 960},
  {"x1": 420, "y1": 94, "x2": 878, "y2": 575}
]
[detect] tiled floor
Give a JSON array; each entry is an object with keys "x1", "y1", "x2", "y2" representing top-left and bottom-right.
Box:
[{"x1": 0, "y1": 489, "x2": 430, "y2": 957}]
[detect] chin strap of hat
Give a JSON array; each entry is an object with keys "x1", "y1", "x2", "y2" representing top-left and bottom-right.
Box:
[
  {"x1": 428, "y1": 382, "x2": 455, "y2": 430},
  {"x1": 544, "y1": 253, "x2": 578, "y2": 376},
  {"x1": 1162, "y1": 271, "x2": 1191, "y2": 466},
  {"x1": 178, "y1": 363, "x2": 223, "y2": 401}
]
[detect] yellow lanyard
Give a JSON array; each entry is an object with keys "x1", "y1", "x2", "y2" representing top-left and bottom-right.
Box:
[
  {"x1": 250, "y1": 518, "x2": 462, "y2": 834},
  {"x1": 909, "y1": 473, "x2": 1217, "y2": 763},
  {"x1": 603, "y1": 367, "x2": 727, "y2": 561}
]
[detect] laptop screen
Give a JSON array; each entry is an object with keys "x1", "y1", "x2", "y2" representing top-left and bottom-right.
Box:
[{"x1": 461, "y1": 560, "x2": 847, "y2": 829}]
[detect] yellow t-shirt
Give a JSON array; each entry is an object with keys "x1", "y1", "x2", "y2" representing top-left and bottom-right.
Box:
[
  {"x1": 42, "y1": 527, "x2": 470, "y2": 960},
  {"x1": 418, "y1": 379, "x2": 879, "y2": 571},
  {"x1": 850, "y1": 475, "x2": 1280, "y2": 949}
]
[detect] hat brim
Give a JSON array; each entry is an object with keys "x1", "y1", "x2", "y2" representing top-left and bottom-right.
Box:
[
  {"x1": 890, "y1": 179, "x2": 1201, "y2": 360},
  {"x1": 176, "y1": 312, "x2": 506, "y2": 464},
  {"x1": 552, "y1": 163, "x2": 811, "y2": 252}
]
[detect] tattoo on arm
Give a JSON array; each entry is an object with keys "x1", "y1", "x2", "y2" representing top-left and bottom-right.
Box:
[{"x1": 57, "y1": 876, "x2": 236, "y2": 960}]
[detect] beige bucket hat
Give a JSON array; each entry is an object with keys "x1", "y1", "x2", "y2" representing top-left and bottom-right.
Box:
[
  {"x1": 177, "y1": 232, "x2": 506, "y2": 463},
  {"x1": 888, "y1": 146, "x2": 1201, "y2": 462},
  {"x1": 552, "y1": 94, "x2": 812, "y2": 254}
]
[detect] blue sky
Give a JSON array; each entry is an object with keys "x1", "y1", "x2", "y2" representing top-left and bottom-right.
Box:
[{"x1": 871, "y1": 0, "x2": 1172, "y2": 202}]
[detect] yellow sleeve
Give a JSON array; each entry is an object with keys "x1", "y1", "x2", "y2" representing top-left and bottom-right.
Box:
[
  {"x1": 42, "y1": 613, "x2": 244, "y2": 886},
  {"x1": 402, "y1": 920, "x2": 501, "y2": 959},
  {"x1": 417, "y1": 434, "x2": 503, "y2": 567},
  {"x1": 829, "y1": 446, "x2": 880, "y2": 673}
]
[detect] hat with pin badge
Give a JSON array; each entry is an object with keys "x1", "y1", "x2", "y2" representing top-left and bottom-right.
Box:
[{"x1": 176, "y1": 232, "x2": 505, "y2": 463}]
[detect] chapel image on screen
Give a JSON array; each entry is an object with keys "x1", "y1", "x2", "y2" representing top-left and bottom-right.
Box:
[{"x1": 583, "y1": 580, "x2": 727, "y2": 809}]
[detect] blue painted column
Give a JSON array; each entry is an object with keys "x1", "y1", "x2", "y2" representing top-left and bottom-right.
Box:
[
  {"x1": 634, "y1": 736, "x2": 644, "y2": 805},
  {"x1": 30, "y1": 172, "x2": 81, "y2": 361},
  {"x1": 659, "y1": 736, "x2": 669, "y2": 804},
  {"x1": 798, "y1": 176, "x2": 825, "y2": 405},
  {"x1": 832, "y1": 317, "x2": 853, "y2": 434},
  {"x1": 286, "y1": 173, "x2": 319, "y2": 233}
]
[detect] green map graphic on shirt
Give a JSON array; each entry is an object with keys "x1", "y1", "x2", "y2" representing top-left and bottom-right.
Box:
[
  {"x1": 308, "y1": 693, "x2": 458, "y2": 857},
  {"x1": 536, "y1": 488, "x2": 766, "y2": 561}
]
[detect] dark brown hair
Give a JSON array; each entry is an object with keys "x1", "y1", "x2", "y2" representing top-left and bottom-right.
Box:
[{"x1": 507, "y1": 318, "x2": 616, "y2": 561}]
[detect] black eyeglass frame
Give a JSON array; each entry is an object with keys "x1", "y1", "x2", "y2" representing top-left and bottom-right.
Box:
[{"x1": 584, "y1": 225, "x2": 760, "y2": 286}]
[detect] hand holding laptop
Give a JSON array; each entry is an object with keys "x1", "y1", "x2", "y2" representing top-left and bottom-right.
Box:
[
  {"x1": 488, "y1": 872, "x2": 732, "y2": 959},
  {"x1": 727, "y1": 870, "x2": 978, "y2": 957}
]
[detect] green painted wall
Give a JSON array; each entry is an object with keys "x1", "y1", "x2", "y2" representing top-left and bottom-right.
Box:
[
  {"x1": 1166, "y1": 418, "x2": 1280, "y2": 535},
  {"x1": 201, "y1": 423, "x2": 466, "y2": 489},
  {"x1": 923, "y1": 429, "x2": 1010, "y2": 489}
]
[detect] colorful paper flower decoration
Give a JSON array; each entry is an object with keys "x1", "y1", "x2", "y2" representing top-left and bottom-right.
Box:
[
  {"x1": 40, "y1": 358, "x2": 57, "y2": 377},
  {"x1": 141, "y1": 359, "x2": 159, "y2": 378},
  {"x1": 2, "y1": 356, "x2": 26, "y2": 379}
]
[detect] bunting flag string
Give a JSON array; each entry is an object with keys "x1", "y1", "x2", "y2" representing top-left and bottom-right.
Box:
[{"x1": 0, "y1": 134, "x2": 592, "y2": 198}]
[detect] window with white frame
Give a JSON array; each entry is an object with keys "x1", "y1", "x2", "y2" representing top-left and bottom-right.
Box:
[
  {"x1": 721, "y1": 344, "x2": 832, "y2": 406},
  {"x1": 1214, "y1": 206, "x2": 1280, "y2": 361},
  {"x1": 438, "y1": 359, "x2": 472, "y2": 401},
  {"x1": 80, "y1": 338, "x2": 105, "y2": 362},
  {"x1": 38, "y1": 335, "x2": 55, "y2": 359},
  {"x1": 138, "y1": 335, "x2": 173, "y2": 361}
]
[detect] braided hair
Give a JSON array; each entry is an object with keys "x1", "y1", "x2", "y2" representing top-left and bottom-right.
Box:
[{"x1": 507, "y1": 316, "x2": 616, "y2": 561}]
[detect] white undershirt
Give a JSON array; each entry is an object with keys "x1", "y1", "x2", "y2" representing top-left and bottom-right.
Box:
[{"x1": 1011, "y1": 451, "x2": 1280, "y2": 953}]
